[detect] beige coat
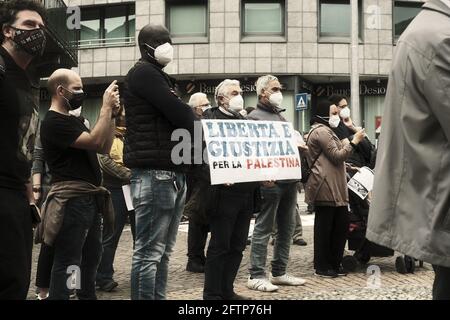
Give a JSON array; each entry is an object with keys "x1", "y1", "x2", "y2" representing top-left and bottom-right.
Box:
[
  {"x1": 367, "y1": 0, "x2": 450, "y2": 267},
  {"x1": 304, "y1": 123, "x2": 353, "y2": 207}
]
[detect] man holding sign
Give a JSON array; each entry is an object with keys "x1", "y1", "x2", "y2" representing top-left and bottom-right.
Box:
[
  {"x1": 202, "y1": 79, "x2": 259, "y2": 300},
  {"x1": 247, "y1": 75, "x2": 306, "y2": 292}
]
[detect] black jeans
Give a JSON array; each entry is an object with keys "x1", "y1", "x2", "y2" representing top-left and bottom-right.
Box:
[
  {"x1": 187, "y1": 220, "x2": 209, "y2": 264},
  {"x1": 48, "y1": 195, "x2": 102, "y2": 300},
  {"x1": 97, "y1": 187, "x2": 135, "y2": 284},
  {"x1": 203, "y1": 189, "x2": 254, "y2": 300},
  {"x1": 0, "y1": 188, "x2": 32, "y2": 300},
  {"x1": 35, "y1": 243, "x2": 54, "y2": 289},
  {"x1": 314, "y1": 206, "x2": 349, "y2": 271},
  {"x1": 433, "y1": 265, "x2": 450, "y2": 300}
]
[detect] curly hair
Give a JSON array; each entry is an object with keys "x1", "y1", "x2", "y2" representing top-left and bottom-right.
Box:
[{"x1": 0, "y1": 0, "x2": 47, "y2": 43}]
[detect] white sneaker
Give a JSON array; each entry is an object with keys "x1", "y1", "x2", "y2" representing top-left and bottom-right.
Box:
[
  {"x1": 247, "y1": 277, "x2": 279, "y2": 292},
  {"x1": 270, "y1": 274, "x2": 306, "y2": 286}
]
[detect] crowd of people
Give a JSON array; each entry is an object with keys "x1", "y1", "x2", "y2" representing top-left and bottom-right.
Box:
[{"x1": 0, "y1": 0, "x2": 449, "y2": 301}]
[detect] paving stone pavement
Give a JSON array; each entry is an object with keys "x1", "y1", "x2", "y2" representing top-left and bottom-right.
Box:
[{"x1": 27, "y1": 195, "x2": 435, "y2": 300}]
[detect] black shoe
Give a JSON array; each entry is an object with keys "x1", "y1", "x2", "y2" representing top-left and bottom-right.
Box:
[
  {"x1": 335, "y1": 266, "x2": 348, "y2": 276},
  {"x1": 225, "y1": 293, "x2": 252, "y2": 300},
  {"x1": 186, "y1": 260, "x2": 205, "y2": 273},
  {"x1": 293, "y1": 238, "x2": 307, "y2": 246},
  {"x1": 314, "y1": 269, "x2": 338, "y2": 278},
  {"x1": 97, "y1": 280, "x2": 118, "y2": 292}
]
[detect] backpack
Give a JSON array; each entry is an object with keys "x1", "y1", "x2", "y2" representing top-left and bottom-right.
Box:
[{"x1": 300, "y1": 127, "x2": 322, "y2": 184}]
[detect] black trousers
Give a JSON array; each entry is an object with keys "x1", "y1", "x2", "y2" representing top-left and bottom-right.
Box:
[
  {"x1": 35, "y1": 243, "x2": 54, "y2": 289},
  {"x1": 203, "y1": 189, "x2": 253, "y2": 300},
  {"x1": 0, "y1": 188, "x2": 33, "y2": 299},
  {"x1": 187, "y1": 220, "x2": 209, "y2": 264},
  {"x1": 314, "y1": 206, "x2": 349, "y2": 271},
  {"x1": 433, "y1": 265, "x2": 450, "y2": 300}
]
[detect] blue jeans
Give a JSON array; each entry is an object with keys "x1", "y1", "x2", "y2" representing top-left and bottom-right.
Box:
[
  {"x1": 249, "y1": 182, "x2": 297, "y2": 278},
  {"x1": 97, "y1": 187, "x2": 135, "y2": 284},
  {"x1": 130, "y1": 169, "x2": 186, "y2": 300},
  {"x1": 48, "y1": 195, "x2": 102, "y2": 300}
]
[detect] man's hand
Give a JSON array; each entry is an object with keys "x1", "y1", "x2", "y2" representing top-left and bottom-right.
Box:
[
  {"x1": 261, "y1": 180, "x2": 276, "y2": 187},
  {"x1": 103, "y1": 80, "x2": 120, "y2": 111}
]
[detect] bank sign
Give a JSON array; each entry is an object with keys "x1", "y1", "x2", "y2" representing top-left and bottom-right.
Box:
[{"x1": 315, "y1": 80, "x2": 387, "y2": 97}]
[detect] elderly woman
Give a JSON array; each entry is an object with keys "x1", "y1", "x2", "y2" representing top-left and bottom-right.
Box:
[{"x1": 305, "y1": 100, "x2": 365, "y2": 278}]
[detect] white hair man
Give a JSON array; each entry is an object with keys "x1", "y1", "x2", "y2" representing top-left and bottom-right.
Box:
[
  {"x1": 247, "y1": 75, "x2": 307, "y2": 292},
  {"x1": 201, "y1": 79, "x2": 257, "y2": 300},
  {"x1": 188, "y1": 92, "x2": 211, "y2": 117}
]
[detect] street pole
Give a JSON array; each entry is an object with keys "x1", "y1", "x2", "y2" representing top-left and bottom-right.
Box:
[{"x1": 350, "y1": 0, "x2": 361, "y2": 126}]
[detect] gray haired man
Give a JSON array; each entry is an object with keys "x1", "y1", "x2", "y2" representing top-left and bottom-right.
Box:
[{"x1": 247, "y1": 75, "x2": 306, "y2": 292}]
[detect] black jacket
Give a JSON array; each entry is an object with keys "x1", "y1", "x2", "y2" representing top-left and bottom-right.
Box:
[{"x1": 123, "y1": 59, "x2": 198, "y2": 172}]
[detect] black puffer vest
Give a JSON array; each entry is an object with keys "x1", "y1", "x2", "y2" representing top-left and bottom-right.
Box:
[{"x1": 123, "y1": 60, "x2": 188, "y2": 172}]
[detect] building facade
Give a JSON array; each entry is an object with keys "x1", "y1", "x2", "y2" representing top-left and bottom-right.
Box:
[{"x1": 44, "y1": 0, "x2": 426, "y2": 142}]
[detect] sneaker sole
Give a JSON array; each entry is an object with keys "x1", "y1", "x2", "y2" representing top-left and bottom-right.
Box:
[
  {"x1": 271, "y1": 281, "x2": 306, "y2": 286},
  {"x1": 314, "y1": 272, "x2": 338, "y2": 278},
  {"x1": 246, "y1": 283, "x2": 279, "y2": 292}
]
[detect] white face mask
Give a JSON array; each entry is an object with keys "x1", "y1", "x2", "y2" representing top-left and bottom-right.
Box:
[
  {"x1": 340, "y1": 107, "x2": 351, "y2": 119},
  {"x1": 146, "y1": 42, "x2": 173, "y2": 66},
  {"x1": 228, "y1": 95, "x2": 244, "y2": 112},
  {"x1": 69, "y1": 106, "x2": 82, "y2": 118},
  {"x1": 268, "y1": 91, "x2": 283, "y2": 107},
  {"x1": 329, "y1": 115, "x2": 341, "y2": 128}
]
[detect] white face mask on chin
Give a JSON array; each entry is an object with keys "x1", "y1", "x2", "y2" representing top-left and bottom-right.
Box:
[{"x1": 69, "y1": 106, "x2": 82, "y2": 118}]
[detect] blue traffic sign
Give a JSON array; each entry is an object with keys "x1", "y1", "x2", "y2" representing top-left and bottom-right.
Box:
[{"x1": 295, "y1": 93, "x2": 308, "y2": 111}]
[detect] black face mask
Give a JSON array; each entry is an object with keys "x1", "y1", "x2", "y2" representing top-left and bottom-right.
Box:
[
  {"x1": 11, "y1": 26, "x2": 46, "y2": 57},
  {"x1": 61, "y1": 87, "x2": 86, "y2": 110}
]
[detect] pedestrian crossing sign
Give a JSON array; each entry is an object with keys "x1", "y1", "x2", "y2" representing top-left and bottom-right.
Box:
[{"x1": 295, "y1": 93, "x2": 308, "y2": 111}]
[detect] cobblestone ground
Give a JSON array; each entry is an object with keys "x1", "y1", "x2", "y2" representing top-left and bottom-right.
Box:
[{"x1": 27, "y1": 194, "x2": 434, "y2": 300}]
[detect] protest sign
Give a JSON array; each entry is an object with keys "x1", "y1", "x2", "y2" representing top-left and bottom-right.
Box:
[
  {"x1": 347, "y1": 166, "x2": 375, "y2": 200},
  {"x1": 201, "y1": 119, "x2": 302, "y2": 185}
]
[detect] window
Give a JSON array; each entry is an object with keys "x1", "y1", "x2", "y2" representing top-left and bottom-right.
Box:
[
  {"x1": 242, "y1": 1, "x2": 285, "y2": 38},
  {"x1": 393, "y1": 1, "x2": 423, "y2": 39},
  {"x1": 319, "y1": 0, "x2": 362, "y2": 41},
  {"x1": 166, "y1": 0, "x2": 208, "y2": 43},
  {"x1": 78, "y1": 3, "x2": 135, "y2": 48}
]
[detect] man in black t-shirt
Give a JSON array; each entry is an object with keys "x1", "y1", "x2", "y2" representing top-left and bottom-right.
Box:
[
  {"x1": 0, "y1": 0, "x2": 47, "y2": 300},
  {"x1": 40, "y1": 68, "x2": 119, "y2": 300}
]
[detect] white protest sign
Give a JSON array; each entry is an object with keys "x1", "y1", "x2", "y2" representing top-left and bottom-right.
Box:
[
  {"x1": 347, "y1": 166, "x2": 375, "y2": 200},
  {"x1": 122, "y1": 184, "x2": 134, "y2": 211},
  {"x1": 201, "y1": 119, "x2": 302, "y2": 185}
]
